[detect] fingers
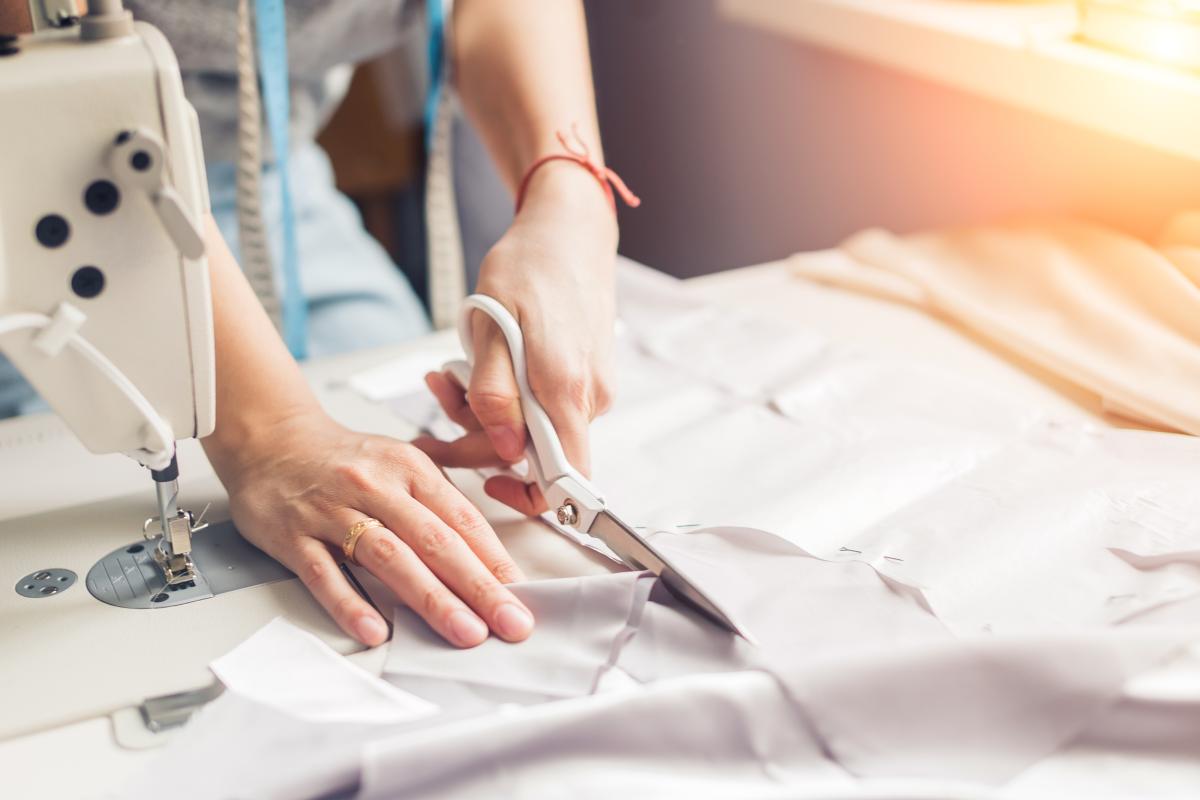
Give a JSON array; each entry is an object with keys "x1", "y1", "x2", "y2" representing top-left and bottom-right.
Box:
[
  {"x1": 287, "y1": 538, "x2": 389, "y2": 647},
  {"x1": 423, "y1": 305, "x2": 613, "y2": 520},
  {"x1": 541, "y1": 400, "x2": 592, "y2": 478},
  {"x1": 363, "y1": 486, "x2": 534, "y2": 643},
  {"x1": 349, "y1": 521, "x2": 492, "y2": 648},
  {"x1": 424, "y1": 371, "x2": 482, "y2": 432},
  {"x1": 467, "y1": 316, "x2": 527, "y2": 462},
  {"x1": 412, "y1": 430, "x2": 520, "y2": 470},
  {"x1": 484, "y1": 475, "x2": 547, "y2": 516},
  {"x1": 411, "y1": 469, "x2": 527, "y2": 584},
  {"x1": 521, "y1": 332, "x2": 604, "y2": 479}
]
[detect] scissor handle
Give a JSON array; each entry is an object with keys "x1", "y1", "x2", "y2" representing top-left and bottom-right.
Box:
[{"x1": 447, "y1": 295, "x2": 604, "y2": 518}]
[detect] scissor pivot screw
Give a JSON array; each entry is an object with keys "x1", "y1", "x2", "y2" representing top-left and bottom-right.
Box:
[{"x1": 556, "y1": 502, "x2": 579, "y2": 526}]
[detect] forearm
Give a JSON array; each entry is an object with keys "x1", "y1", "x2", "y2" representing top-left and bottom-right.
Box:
[
  {"x1": 454, "y1": 0, "x2": 604, "y2": 192},
  {"x1": 425, "y1": 1, "x2": 622, "y2": 489},
  {"x1": 199, "y1": 217, "x2": 320, "y2": 477}
]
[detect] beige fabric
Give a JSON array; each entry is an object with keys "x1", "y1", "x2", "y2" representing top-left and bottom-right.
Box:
[{"x1": 789, "y1": 219, "x2": 1200, "y2": 435}]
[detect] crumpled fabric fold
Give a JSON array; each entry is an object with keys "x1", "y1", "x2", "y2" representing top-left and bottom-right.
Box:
[
  {"x1": 117, "y1": 618, "x2": 437, "y2": 800},
  {"x1": 361, "y1": 669, "x2": 847, "y2": 800},
  {"x1": 375, "y1": 527, "x2": 1196, "y2": 790},
  {"x1": 120, "y1": 531, "x2": 1200, "y2": 799}
]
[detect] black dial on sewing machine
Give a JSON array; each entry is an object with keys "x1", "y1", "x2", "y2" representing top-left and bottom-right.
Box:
[
  {"x1": 35, "y1": 214, "x2": 70, "y2": 248},
  {"x1": 71, "y1": 266, "x2": 105, "y2": 299},
  {"x1": 84, "y1": 180, "x2": 120, "y2": 215}
]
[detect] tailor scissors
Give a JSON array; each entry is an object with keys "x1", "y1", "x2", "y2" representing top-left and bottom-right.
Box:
[{"x1": 443, "y1": 294, "x2": 754, "y2": 641}]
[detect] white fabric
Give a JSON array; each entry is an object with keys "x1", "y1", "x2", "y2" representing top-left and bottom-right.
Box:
[
  {"x1": 118, "y1": 619, "x2": 436, "y2": 800},
  {"x1": 361, "y1": 671, "x2": 850, "y2": 800},
  {"x1": 384, "y1": 571, "x2": 652, "y2": 705},
  {"x1": 123, "y1": 533, "x2": 1200, "y2": 798},
  {"x1": 183, "y1": 258, "x2": 1200, "y2": 797}
]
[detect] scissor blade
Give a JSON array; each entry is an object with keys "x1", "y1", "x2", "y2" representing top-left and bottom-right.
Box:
[{"x1": 586, "y1": 512, "x2": 756, "y2": 642}]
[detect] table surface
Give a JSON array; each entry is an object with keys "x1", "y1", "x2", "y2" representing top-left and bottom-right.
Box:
[{"x1": 0, "y1": 253, "x2": 1125, "y2": 795}]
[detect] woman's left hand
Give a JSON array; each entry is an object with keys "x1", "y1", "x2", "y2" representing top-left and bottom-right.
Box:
[{"x1": 415, "y1": 163, "x2": 619, "y2": 515}]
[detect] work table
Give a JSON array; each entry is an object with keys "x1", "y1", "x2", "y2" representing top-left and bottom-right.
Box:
[{"x1": 0, "y1": 252, "x2": 1140, "y2": 795}]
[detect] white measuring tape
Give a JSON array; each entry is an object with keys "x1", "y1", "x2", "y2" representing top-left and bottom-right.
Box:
[{"x1": 424, "y1": 0, "x2": 467, "y2": 331}]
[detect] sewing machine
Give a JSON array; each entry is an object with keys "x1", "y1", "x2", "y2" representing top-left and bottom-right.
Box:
[
  {"x1": 0, "y1": 0, "x2": 384, "y2": 750},
  {"x1": 1, "y1": 0, "x2": 214, "y2": 599},
  {"x1": 0, "y1": 0, "x2": 308, "y2": 745}
]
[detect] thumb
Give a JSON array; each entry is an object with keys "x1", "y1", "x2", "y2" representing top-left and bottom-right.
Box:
[{"x1": 467, "y1": 316, "x2": 527, "y2": 463}]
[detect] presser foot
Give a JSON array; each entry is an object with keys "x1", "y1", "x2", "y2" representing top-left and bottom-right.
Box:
[
  {"x1": 143, "y1": 506, "x2": 209, "y2": 587},
  {"x1": 151, "y1": 544, "x2": 196, "y2": 587}
]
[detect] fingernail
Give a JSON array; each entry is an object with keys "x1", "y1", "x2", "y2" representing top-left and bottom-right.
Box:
[
  {"x1": 449, "y1": 610, "x2": 488, "y2": 647},
  {"x1": 494, "y1": 603, "x2": 534, "y2": 640},
  {"x1": 487, "y1": 425, "x2": 523, "y2": 461},
  {"x1": 355, "y1": 615, "x2": 388, "y2": 645}
]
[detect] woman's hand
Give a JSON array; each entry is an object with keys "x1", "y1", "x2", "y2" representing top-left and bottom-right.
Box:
[
  {"x1": 213, "y1": 409, "x2": 533, "y2": 649},
  {"x1": 196, "y1": 215, "x2": 532, "y2": 650},
  {"x1": 415, "y1": 164, "x2": 619, "y2": 515}
]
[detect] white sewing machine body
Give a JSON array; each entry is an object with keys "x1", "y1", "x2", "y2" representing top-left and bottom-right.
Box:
[
  {"x1": 0, "y1": 19, "x2": 213, "y2": 461},
  {"x1": 0, "y1": 8, "x2": 284, "y2": 746}
]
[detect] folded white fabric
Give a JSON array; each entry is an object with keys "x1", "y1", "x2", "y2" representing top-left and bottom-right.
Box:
[
  {"x1": 118, "y1": 618, "x2": 437, "y2": 800},
  {"x1": 790, "y1": 220, "x2": 1200, "y2": 435},
  {"x1": 617, "y1": 529, "x2": 1197, "y2": 786},
  {"x1": 361, "y1": 670, "x2": 852, "y2": 800},
  {"x1": 121, "y1": 540, "x2": 1200, "y2": 798}
]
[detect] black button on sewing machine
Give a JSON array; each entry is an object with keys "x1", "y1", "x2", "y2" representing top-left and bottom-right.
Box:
[
  {"x1": 130, "y1": 150, "x2": 151, "y2": 171},
  {"x1": 35, "y1": 214, "x2": 70, "y2": 248},
  {"x1": 71, "y1": 266, "x2": 105, "y2": 299},
  {"x1": 84, "y1": 180, "x2": 120, "y2": 215}
]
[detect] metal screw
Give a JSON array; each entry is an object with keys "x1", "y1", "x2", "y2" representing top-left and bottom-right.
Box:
[{"x1": 556, "y1": 502, "x2": 578, "y2": 527}]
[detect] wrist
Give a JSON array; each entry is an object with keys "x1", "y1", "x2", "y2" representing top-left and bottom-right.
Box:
[
  {"x1": 202, "y1": 396, "x2": 325, "y2": 481},
  {"x1": 516, "y1": 161, "x2": 620, "y2": 247}
]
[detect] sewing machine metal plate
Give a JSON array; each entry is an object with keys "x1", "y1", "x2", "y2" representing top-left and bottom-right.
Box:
[
  {"x1": 0, "y1": 473, "x2": 359, "y2": 743},
  {"x1": 86, "y1": 519, "x2": 292, "y2": 610}
]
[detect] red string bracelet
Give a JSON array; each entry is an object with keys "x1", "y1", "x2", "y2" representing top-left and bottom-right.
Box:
[{"x1": 514, "y1": 123, "x2": 641, "y2": 214}]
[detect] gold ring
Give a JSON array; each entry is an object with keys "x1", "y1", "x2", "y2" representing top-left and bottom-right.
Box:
[{"x1": 342, "y1": 517, "x2": 384, "y2": 565}]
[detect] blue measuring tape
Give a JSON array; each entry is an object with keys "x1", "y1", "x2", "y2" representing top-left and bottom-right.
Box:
[
  {"x1": 424, "y1": 0, "x2": 446, "y2": 150},
  {"x1": 254, "y1": 0, "x2": 308, "y2": 359}
]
